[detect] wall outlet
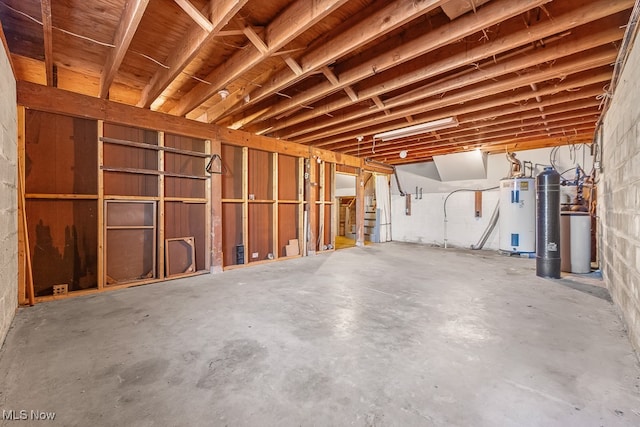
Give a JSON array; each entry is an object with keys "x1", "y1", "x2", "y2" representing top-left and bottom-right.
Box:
[{"x1": 251, "y1": 252, "x2": 259, "y2": 259}]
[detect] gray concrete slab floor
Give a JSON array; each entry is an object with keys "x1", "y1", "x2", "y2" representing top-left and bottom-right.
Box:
[{"x1": 1, "y1": 242, "x2": 639, "y2": 426}]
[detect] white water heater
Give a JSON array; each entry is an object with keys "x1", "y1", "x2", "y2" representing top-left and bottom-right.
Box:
[{"x1": 499, "y1": 177, "x2": 535, "y2": 253}]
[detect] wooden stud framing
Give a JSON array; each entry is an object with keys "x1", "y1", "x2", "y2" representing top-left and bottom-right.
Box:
[
  {"x1": 355, "y1": 169, "x2": 365, "y2": 246},
  {"x1": 205, "y1": 139, "x2": 212, "y2": 271},
  {"x1": 330, "y1": 163, "x2": 337, "y2": 249},
  {"x1": 17, "y1": 106, "x2": 25, "y2": 305},
  {"x1": 158, "y1": 131, "x2": 166, "y2": 279},
  {"x1": 318, "y1": 162, "x2": 325, "y2": 250},
  {"x1": 242, "y1": 147, "x2": 249, "y2": 265},
  {"x1": 97, "y1": 120, "x2": 105, "y2": 289},
  {"x1": 298, "y1": 157, "x2": 305, "y2": 256},
  {"x1": 272, "y1": 153, "x2": 279, "y2": 258}
]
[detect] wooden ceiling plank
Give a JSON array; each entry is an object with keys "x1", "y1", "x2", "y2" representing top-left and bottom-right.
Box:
[
  {"x1": 249, "y1": 0, "x2": 552, "y2": 128},
  {"x1": 380, "y1": 130, "x2": 595, "y2": 163},
  {"x1": 40, "y1": 0, "x2": 53, "y2": 87},
  {"x1": 138, "y1": 0, "x2": 249, "y2": 108},
  {"x1": 312, "y1": 71, "x2": 610, "y2": 149},
  {"x1": 288, "y1": 45, "x2": 618, "y2": 143},
  {"x1": 99, "y1": 0, "x2": 151, "y2": 98},
  {"x1": 170, "y1": 0, "x2": 351, "y2": 116},
  {"x1": 327, "y1": 89, "x2": 604, "y2": 153},
  {"x1": 348, "y1": 113, "x2": 600, "y2": 156},
  {"x1": 209, "y1": 0, "x2": 449, "y2": 123},
  {"x1": 334, "y1": 102, "x2": 601, "y2": 154},
  {"x1": 267, "y1": 0, "x2": 628, "y2": 135},
  {"x1": 282, "y1": 26, "x2": 622, "y2": 140},
  {"x1": 174, "y1": 0, "x2": 214, "y2": 32}
]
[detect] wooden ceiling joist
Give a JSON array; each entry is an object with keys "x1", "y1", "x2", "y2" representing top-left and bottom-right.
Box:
[
  {"x1": 1, "y1": 0, "x2": 632, "y2": 164},
  {"x1": 208, "y1": 0, "x2": 450, "y2": 123},
  {"x1": 264, "y1": 0, "x2": 629, "y2": 137},
  {"x1": 137, "y1": 0, "x2": 249, "y2": 108},
  {"x1": 351, "y1": 113, "x2": 600, "y2": 157},
  {"x1": 174, "y1": 0, "x2": 214, "y2": 32},
  {"x1": 324, "y1": 93, "x2": 605, "y2": 154},
  {"x1": 293, "y1": 47, "x2": 616, "y2": 146},
  {"x1": 40, "y1": 0, "x2": 53, "y2": 87},
  {"x1": 99, "y1": 0, "x2": 150, "y2": 98},
  {"x1": 169, "y1": 0, "x2": 352, "y2": 116},
  {"x1": 315, "y1": 72, "x2": 611, "y2": 151},
  {"x1": 280, "y1": 25, "x2": 623, "y2": 141},
  {"x1": 245, "y1": 0, "x2": 553, "y2": 130}
]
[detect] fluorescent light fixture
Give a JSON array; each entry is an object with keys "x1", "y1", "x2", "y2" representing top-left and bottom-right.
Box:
[{"x1": 373, "y1": 117, "x2": 458, "y2": 141}]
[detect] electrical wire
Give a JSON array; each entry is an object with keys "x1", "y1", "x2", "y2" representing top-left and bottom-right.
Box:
[{"x1": 443, "y1": 186, "x2": 499, "y2": 220}]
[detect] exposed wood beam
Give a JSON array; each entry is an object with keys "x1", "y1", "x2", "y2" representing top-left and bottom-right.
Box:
[
  {"x1": 99, "y1": 0, "x2": 150, "y2": 98},
  {"x1": 215, "y1": 0, "x2": 449, "y2": 124},
  {"x1": 243, "y1": 0, "x2": 551, "y2": 128},
  {"x1": 174, "y1": 0, "x2": 214, "y2": 32},
  {"x1": 330, "y1": 96, "x2": 602, "y2": 153},
  {"x1": 138, "y1": 0, "x2": 249, "y2": 108},
  {"x1": 344, "y1": 87, "x2": 358, "y2": 102},
  {"x1": 281, "y1": 25, "x2": 623, "y2": 140},
  {"x1": 170, "y1": 0, "x2": 351, "y2": 116},
  {"x1": 264, "y1": 0, "x2": 627, "y2": 135},
  {"x1": 40, "y1": 0, "x2": 53, "y2": 87},
  {"x1": 283, "y1": 56, "x2": 303, "y2": 76},
  {"x1": 321, "y1": 66, "x2": 339, "y2": 85},
  {"x1": 314, "y1": 70, "x2": 611, "y2": 149},
  {"x1": 243, "y1": 25, "x2": 268, "y2": 53},
  {"x1": 16, "y1": 81, "x2": 361, "y2": 168},
  {"x1": 289, "y1": 46, "x2": 618, "y2": 144},
  {"x1": 348, "y1": 112, "x2": 600, "y2": 156},
  {"x1": 321, "y1": 66, "x2": 358, "y2": 103},
  {"x1": 378, "y1": 130, "x2": 596, "y2": 164}
]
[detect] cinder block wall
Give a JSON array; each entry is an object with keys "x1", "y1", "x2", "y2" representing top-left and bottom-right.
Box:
[
  {"x1": 600, "y1": 32, "x2": 640, "y2": 354},
  {"x1": 0, "y1": 43, "x2": 17, "y2": 347}
]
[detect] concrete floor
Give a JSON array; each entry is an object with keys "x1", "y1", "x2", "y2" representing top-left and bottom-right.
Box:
[{"x1": 1, "y1": 243, "x2": 639, "y2": 426}]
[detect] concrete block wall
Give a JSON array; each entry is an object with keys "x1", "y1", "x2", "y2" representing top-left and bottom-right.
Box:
[
  {"x1": 0, "y1": 43, "x2": 17, "y2": 347},
  {"x1": 599, "y1": 30, "x2": 640, "y2": 354}
]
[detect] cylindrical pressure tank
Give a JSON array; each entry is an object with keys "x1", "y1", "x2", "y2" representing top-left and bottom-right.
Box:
[
  {"x1": 536, "y1": 167, "x2": 561, "y2": 278},
  {"x1": 499, "y1": 178, "x2": 536, "y2": 253},
  {"x1": 560, "y1": 212, "x2": 591, "y2": 273}
]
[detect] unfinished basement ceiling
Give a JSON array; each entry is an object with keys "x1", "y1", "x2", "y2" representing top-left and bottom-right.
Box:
[{"x1": 0, "y1": 0, "x2": 633, "y2": 164}]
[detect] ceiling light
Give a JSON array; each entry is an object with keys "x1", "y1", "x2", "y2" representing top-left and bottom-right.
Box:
[
  {"x1": 218, "y1": 88, "x2": 230, "y2": 99},
  {"x1": 399, "y1": 150, "x2": 408, "y2": 159},
  {"x1": 373, "y1": 117, "x2": 458, "y2": 141}
]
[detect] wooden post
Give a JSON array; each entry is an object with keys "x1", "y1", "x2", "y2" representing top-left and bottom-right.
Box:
[
  {"x1": 97, "y1": 120, "x2": 105, "y2": 289},
  {"x1": 241, "y1": 147, "x2": 248, "y2": 264},
  {"x1": 355, "y1": 168, "x2": 365, "y2": 247},
  {"x1": 17, "y1": 157, "x2": 35, "y2": 305},
  {"x1": 207, "y1": 138, "x2": 224, "y2": 272},
  {"x1": 17, "y1": 106, "x2": 27, "y2": 305},
  {"x1": 330, "y1": 163, "x2": 337, "y2": 249},
  {"x1": 272, "y1": 153, "x2": 279, "y2": 258},
  {"x1": 318, "y1": 161, "x2": 325, "y2": 250},
  {"x1": 298, "y1": 157, "x2": 305, "y2": 256},
  {"x1": 158, "y1": 131, "x2": 165, "y2": 278}
]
